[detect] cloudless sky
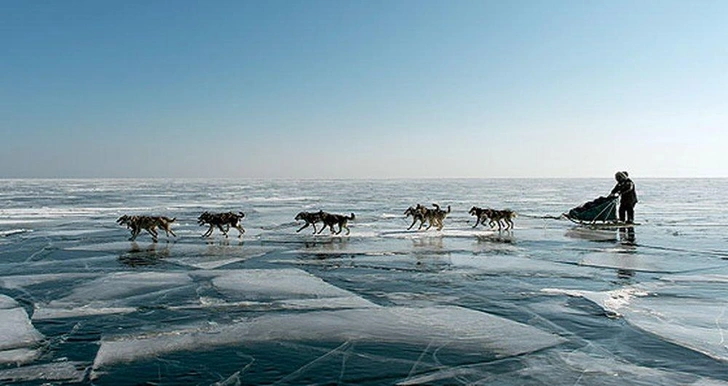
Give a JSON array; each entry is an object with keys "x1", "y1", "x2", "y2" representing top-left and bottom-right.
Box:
[{"x1": 2, "y1": 0, "x2": 727, "y2": 178}]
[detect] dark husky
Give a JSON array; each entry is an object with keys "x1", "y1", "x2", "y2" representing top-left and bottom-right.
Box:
[
  {"x1": 117, "y1": 215, "x2": 177, "y2": 242},
  {"x1": 469, "y1": 206, "x2": 491, "y2": 228},
  {"x1": 489, "y1": 209, "x2": 515, "y2": 231},
  {"x1": 197, "y1": 211, "x2": 245, "y2": 238},
  {"x1": 469, "y1": 206, "x2": 515, "y2": 231},
  {"x1": 404, "y1": 204, "x2": 428, "y2": 230},
  {"x1": 404, "y1": 203, "x2": 450, "y2": 231},
  {"x1": 318, "y1": 212, "x2": 356, "y2": 235},
  {"x1": 295, "y1": 210, "x2": 325, "y2": 233}
]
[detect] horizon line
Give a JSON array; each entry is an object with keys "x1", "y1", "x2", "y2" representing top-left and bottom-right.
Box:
[{"x1": 1, "y1": 176, "x2": 726, "y2": 180}]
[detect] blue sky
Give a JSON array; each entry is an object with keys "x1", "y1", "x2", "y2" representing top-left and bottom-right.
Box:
[{"x1": 2, "y1": 0, "x2": 726, "y2": 178}]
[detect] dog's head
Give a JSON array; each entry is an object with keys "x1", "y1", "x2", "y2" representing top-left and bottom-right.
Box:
[
  {"x1": 197, "y1": 212, "x2": 212, "y2": 224},
  {"x1": 117, "y1": 215, "x2": 134, "y2": 226},
  {"x1": 404, "y1": 206, "x2": 418, "y2": 217},
  {"x1": 469, "y1": 206, "x2": 479, "y2": 216},
  {"x1": 295, "y1": 212, "x2": 307, "y2": 221}
]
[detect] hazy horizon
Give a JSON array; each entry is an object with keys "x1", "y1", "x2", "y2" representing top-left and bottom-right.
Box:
[{"x1": 3, "y1": 1, "x2": 726, "y2": 179}]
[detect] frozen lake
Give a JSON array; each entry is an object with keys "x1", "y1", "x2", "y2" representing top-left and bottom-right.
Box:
[{"x1": 1, "y1": 178, "x2": 727, "y2": 385}]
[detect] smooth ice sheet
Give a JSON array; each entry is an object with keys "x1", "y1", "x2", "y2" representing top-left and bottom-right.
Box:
[
  {"x1": 0, "y1": 273, "x2": 102, "y2": 290},
  {"x1": 579, "y1": 252, "x2": 720, "y2": 273},
  {"x1": 92, "y1": 306, "x2": 566, "y2": 370},
  {"x1": 33, "y1": 271, "x2": 194, "y2": 320},
  {"x1": 398, "y1": 350, "x2": 728, "y2": 386},
  {"x1": 0, "y1": 361, "x2": 86, "y2": 383},
  {"x1": 204, "y1": 268, "x2": 378, "y2": 310},
  {"x1": 0, "y1": 295, "x2": 44, "y2": 365},
  {"x1": 211, "y1": 268, "x2": 365, "y2": 300},
  {"x1": 450, "y1": 255, "x2": 597, "y2": 278},
  {"x1": 33, "y1": 269, "x2": 377, "y2": 319},
  {"x1": 545, "y1": 278, "x2": 728, "y2": 362}
]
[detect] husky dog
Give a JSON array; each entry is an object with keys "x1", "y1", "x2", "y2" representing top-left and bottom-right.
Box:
[
  {"x1": 469, "y1": 206, "x2": 491, "y2": 228},
  {"x1": 295, "y1": 210, "x2": 325, "y2": 233},
  {"x1": 426, "y1": 203, "x2": 451, "y2": 231},
  {"x1": 469, "y1": 206, "x2": 515, "y2": 231},
  {"x1": 197, "y1": 211, "x2": 245, "y2": 238},
  {"x1": 319, "y1": 212, "x2": 355, "y2": 235},
  {"x1": 405, "y1": 203, "x2": 450, "y2": 231},
  {"x1": 489, "y1": 209, "x2": 516, "y2": 231},
  {"x1": 117, "y1": 215, "x2": 177, "y2": 242},
  {"x1": 404, "y1": 204, "x2": 428, "y2": 230}
]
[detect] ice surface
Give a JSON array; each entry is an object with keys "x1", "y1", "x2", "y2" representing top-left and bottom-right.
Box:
[
  {"x1": 0, "y1": 361, "x2": 87, "y2": 383},
  {"x1": 201, "y1": 268, "x2": 378, "y2": 310},
  {"x1": 166, "y1": 245, "x2": 279, "y2": 269},
  {"x1": 33, "y1": 271, "x2": 194, "y2": 320},
  {"x1": 0, "y1": 229, "x2": 31, "y2": 237},
  {"x1": 32, "y1": 269, "x2": 377, "y2": 319},
  {"x1": 541, "y1": 287, "x2": 649, "y2": 317},
  {"x1": 380, "y1": 229, "x2": 489, "y2": 239},
  {"x1": 0, "y1": 295, "x2": 44, "y2": 365},
  {"x1": 210, "y1": 268, "x2": 374, "y2": 302},
  {"x1": 545, "y1": 277, "x2": 728, "y2": 362},
  {"x1": 564, "y1": 227, "x2": 619, "y2": 242},
  {"x1": 579, "y1": 252, "x2": 721, "y2": 273},
  {"x1": 92, "y1": 306, "x2": 566, "y2": 370},
  {"x1": 450, "y1": 255, "x2": 598, "y2": 278},
  {"x1": 67, "y1": 242, "x2": 280, "y2": 269},
  {"x1": 397, "y1": 350, "x2": 728, "y2": 386},
  {"x1": 0, "y1": 348, "x2": 40, "y2": 365},
  {"x1": 0, "y1": 273, "x2": 102, "y2": 290},
  {"x1": 2, "y1": 179, "x2": 728, "y2": 383},
  {"x1": 0, "y1": 295, "x2": 18, "y2": 309}
]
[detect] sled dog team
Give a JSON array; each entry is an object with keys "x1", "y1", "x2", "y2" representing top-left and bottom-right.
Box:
[{"x1": 117, "y1": 204, "x2": 516, "y2": 242}]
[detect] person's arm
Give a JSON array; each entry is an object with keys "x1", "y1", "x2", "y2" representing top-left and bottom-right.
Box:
[
  {"x1": 623, "y1": 180, "x2": 634, "y2": 194},
  {"x1": 610, "y1": 183, "x2": 621, "y2": 197}
]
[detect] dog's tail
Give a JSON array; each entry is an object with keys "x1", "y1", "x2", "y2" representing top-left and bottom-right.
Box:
[
  {"x1": 348, "y1": 213, "x2": 355, "y2": 220},
  {"x1": 446, "y1": 205, "x2": 451, "y2": 213},
  {"x1": 238, "y1": 211, "x2": 245, "y2": 218}
]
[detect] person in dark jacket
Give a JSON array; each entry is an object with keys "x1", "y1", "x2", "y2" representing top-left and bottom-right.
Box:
[{"x1": 610, "y1": 171, "x2": 638, "y2": 224}]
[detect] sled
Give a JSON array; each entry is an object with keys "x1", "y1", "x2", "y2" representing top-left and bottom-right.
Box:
[{"x1": 563, "y1": 196, "x2": 636, "y2": 227}]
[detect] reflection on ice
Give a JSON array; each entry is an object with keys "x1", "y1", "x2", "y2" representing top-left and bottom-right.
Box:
[
  {"x1": 579, "y1": 252, "x2": 721, "y2": 273},
  {"x1": 68, "y1": 241, "x2": 281, "y2": 269},
  {"x1": 167, "y1": 245, "x2": 278, "y2": 269},
  {"x1": 451, "y1": 255, "x2": 597, "y2": 278},
  {"x1": 565, "y1": 227, "x2": 618, "y2": 242},
  {"x1": 92, "y1": 306, "x2": 566, "y2": 371}
]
